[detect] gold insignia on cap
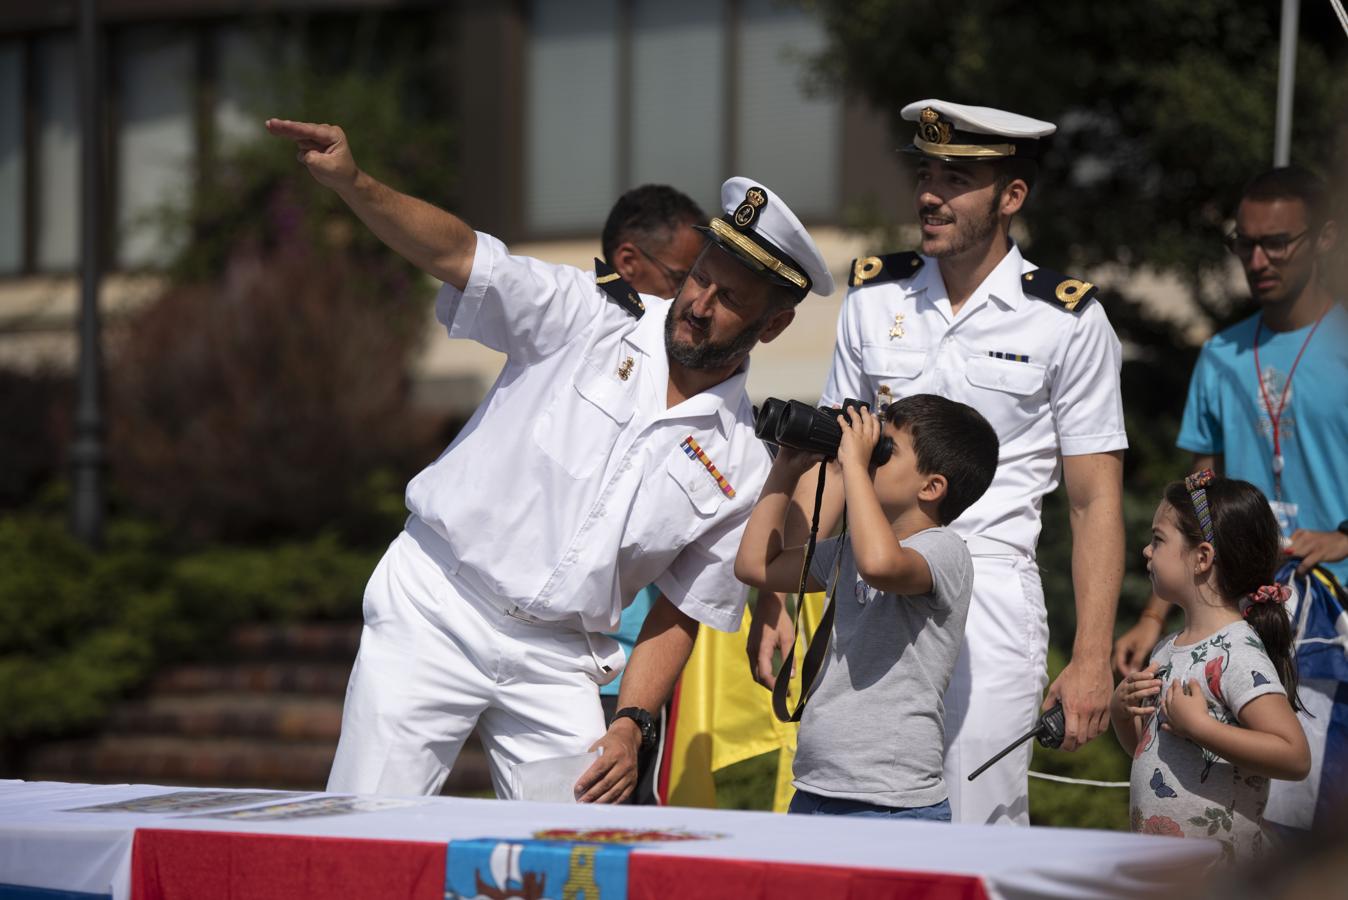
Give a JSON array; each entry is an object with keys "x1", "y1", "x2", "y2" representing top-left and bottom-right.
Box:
[
  {"x1": 1055, "y1": 278, "x2": 1094, "y2": 312},
  {"x1": 853, "y1": 256, "x2": 884, "y2": 283},
  {"x1": 707, "y1": 217, "x2": 807, "y2": 290},
  {"x1": 732, "y1": 186, "x2": 768, "y2": 229},
  {"x1": 918, "y1": 107, "x2": 953, "y2": 146}
]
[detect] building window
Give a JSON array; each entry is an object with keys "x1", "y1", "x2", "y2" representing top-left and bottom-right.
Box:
[
  {"x1": 36, "y1": 35, "x2": 80, "y2": 273},
  {"x1": 523, "y1": 0, "x2": 841, "y2": 236},
  {"x1": 736, "y1": 0, "x2": 839, "y2": 221},
  {"x1": 0, "y1": 41, "x2": 23, "y2": 275},
  {"x1": 115, "y1": 25, "x2": 197, "y2": 269},
  {"x1": 630, "y1": 0, "x2": 726, "y2": 215},
  {"x1": 524, "y1": 0, "x2": 622, "y2": 234}
]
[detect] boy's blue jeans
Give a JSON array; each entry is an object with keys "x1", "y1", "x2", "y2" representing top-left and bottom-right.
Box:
[{"x1": 788, "y1": 790, "x2": 951, "y2": 821}]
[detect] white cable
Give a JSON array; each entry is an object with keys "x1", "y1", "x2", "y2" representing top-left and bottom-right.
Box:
[
  {"x1": 1028, "y1": 771, "x2": 1129, "y2": 788},
  {"x1": 1331, "y1": 0, "x2": 1348, "y2": 37}
]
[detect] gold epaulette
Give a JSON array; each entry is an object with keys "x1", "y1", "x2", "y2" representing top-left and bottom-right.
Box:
[
  {"x1": 1021, "y1": 267, "x2": 1098, "y2": 313},
  {"x1": 848, "y1": 251, "x2": 924, "y2": 287},
  {"x1": 594, "y1": 258, "x2": 645, "y2": 318}
]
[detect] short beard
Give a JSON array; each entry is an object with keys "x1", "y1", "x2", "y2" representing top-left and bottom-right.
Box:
[
  {"x1": 927, "y1": 192, "x2": 1000, "y2": 260},
  {"x1": 664, "y1": 304, "x2": 772, "y2": 371}
]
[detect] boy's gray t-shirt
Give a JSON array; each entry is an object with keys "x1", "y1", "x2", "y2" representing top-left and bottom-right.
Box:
[{"x1": 793, "y1": 527, "x2": 973, "y2": 808}]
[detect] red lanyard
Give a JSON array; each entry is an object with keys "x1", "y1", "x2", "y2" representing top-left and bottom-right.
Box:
[{"x1": 1252, "y1": 309, "x2": 1327, "y2": 499}]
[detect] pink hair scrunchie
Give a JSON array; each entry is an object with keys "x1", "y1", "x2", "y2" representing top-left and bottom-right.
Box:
[{"x1": 1242, "y1": 583, "x2": 1291, "y2": 618}]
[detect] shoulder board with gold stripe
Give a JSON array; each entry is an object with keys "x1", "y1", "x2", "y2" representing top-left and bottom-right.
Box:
[
  {"x1": 594, "y1": 258, "x2": 645, "y2": 318},
  {"x1": 848, "y1": 251, "x2": 924, "y2": 287},
  {"x1": 1021, "y1": 267, "x2": 1098, "y2": 313}
]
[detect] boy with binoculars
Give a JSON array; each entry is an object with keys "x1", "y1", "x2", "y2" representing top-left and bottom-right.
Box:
[{"x1": 735, "y1": 394, "x2": 997, "y2": 819}]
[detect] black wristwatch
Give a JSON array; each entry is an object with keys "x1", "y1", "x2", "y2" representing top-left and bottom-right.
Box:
[
  {"x1": 1337, "y1": 520, "x2": 1348, "y2": 537},
  {"x1": 613, "y1": 707, "x2": 657, "y2": 753}
]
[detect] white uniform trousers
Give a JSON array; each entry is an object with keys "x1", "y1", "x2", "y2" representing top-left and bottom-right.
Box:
[
  {"x1": 942, "y1": 553, "x2": 1050, "y2": 825},
  {"x1": 327, "y1": 527, "x2": 610, "y2": 798}
]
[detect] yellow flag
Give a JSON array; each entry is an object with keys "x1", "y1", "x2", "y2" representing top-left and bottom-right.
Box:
[{"x1": 660, "y1": 593, "x2": 827, "y2": 812}]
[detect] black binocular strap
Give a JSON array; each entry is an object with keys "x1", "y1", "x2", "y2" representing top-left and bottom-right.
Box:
[{"x1": 771, "y1": 465, "x2": 846, "y2": 723}]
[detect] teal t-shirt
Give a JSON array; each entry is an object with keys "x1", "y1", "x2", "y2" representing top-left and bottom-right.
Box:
[
  {"x1": 1177, "y1": 303, "x2": 1348, "y2": 582},
  {"x1": 599, "y1": 584, "x2": 659, "y2": 696}
]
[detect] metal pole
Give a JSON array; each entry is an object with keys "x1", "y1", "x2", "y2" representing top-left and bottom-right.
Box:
[
  {"x1": 71, "y1": 0, "x2": 105, "y2": 547},
  {"x1": 1273, "y1": 0, "x2": 1300, "y2": 166}
]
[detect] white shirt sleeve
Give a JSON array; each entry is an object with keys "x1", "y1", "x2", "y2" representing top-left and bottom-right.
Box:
[
  {"x1": 820, "y1": 289, "x2": 867, "y2": 408},
  {"x1": 433, "y1": 231, "x2": 607, "y2": 364},
  {"x1": 654, "y1": 509, "x2": 754, "y2": 634},
  {"x1": 1049, "y1": 301, "x2": 1129, "y2": 457}
]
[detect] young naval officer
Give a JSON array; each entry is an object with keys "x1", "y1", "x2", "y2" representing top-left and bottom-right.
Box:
[
  {"x1": 266, "y1": 117, "x2": 834, "y2": 803},
  {"x1": 748, "y1": 100, "x2": 1127, "y2": 825}
]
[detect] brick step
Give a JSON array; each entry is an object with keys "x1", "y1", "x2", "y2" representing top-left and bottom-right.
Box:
[
  {"x1": 108, "y1": 694, "x2": 344, "y2": 742},
  {"x1": 228, "y1": 622, "x2": 362, "y2": 661},
  {"x1": 25, "y1": 734, "x2": 492, "y2": 796},
  {"x1": 150, "y1": 661, "x2": 353, "y2": 696}
]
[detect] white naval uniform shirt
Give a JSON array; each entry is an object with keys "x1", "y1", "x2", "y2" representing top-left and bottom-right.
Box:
[
  {"x1": 404, "y1": 232, "x2": 771, "y2": 635},
  {"x1": 822, "y1": 242, "x2": 1127, "y2": 558}
]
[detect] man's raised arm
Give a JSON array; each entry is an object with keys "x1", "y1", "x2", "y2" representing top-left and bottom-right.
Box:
[{"x1": 265, "y1": 118, "x2": 476, "y2": 290}]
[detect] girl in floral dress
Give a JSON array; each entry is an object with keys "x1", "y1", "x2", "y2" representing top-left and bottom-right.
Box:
[{"x1": 1110, "y1": 471, "x2": 1309, "y2": 862}]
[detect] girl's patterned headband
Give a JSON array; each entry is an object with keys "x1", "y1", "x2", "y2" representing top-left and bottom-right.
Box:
[{"x1": 1184, "y1": 469, "x2": 1216, "y2": 543}]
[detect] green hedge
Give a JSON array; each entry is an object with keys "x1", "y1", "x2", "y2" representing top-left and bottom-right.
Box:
[{"x1": 0, "y1": 511, "x2": 375, "y2": 743}]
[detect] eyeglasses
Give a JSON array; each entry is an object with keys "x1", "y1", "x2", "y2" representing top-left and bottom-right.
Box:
[
  {"x1": 634, "y1": 244, "x2": 690, "y2": 295},
  {"x1": 1224, "y1": 229, "x2": 1309, "y2": 262}
]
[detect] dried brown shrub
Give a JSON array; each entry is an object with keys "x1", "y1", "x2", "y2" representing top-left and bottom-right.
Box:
[{"x1": 108, "y1": 239, "x2": 438, "y2": 541}]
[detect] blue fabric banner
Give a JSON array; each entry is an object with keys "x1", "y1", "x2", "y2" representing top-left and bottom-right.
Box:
[{"x1": 444, "y1": 838, "x2": 630, "y2": 900}]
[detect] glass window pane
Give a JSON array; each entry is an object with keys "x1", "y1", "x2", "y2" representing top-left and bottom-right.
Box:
[
  {"x1": 36, "y1": 35, "x2": 79, "y2": 272},
  {"x1": 630, "y1": 0, "x2": 724, "y2": 212},
  {"x1": 116, "y1": 26, "x2": 196, "y2": 268},
  {"x1": 215, "y1": 24, "x2": 299, "y2": 152},
  {"x1": 525, "y1": 0, "x2": 619, "y2": 234},
  {"x1": 0, "y1": 41, "x2": 23, "y2": 274},
  {"x1": 735, "y1": 0, "x2": 839, "y2": 220},
  {"x1": 215, "y1": 25, "x2": 266, "y2": 151}
]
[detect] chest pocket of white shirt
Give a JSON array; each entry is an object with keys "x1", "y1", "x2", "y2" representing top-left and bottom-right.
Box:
[
  {"x1": 665, "y1": 441, "x2": 727, "y2": 523},
  {"x1": 532, "y1": 362, "x2": 635, "y2": 479},
  {"x1": 963, "y1": 355, "x2": 1048, "y2": 437},
  {"x1": 860, "y1": 344, "x2": 926, "y2": 403}
]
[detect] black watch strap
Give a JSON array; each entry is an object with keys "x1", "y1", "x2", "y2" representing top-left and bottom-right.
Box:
[{"x1": 614, "y1": 707, "x2": 657, "y2": 752}]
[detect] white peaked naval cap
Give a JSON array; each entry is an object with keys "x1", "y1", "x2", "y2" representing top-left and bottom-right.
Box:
[
  {"x1": 697, "y1": 176, "x2": 835, "y2": 299},
  {"x1": 899, "y1": 99, "x2": 1057, "y2": 161}
]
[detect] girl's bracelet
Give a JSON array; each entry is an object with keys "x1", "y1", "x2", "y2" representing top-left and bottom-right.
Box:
[{"x1": 1140, "y1": 609, "x2": 1167, "y2": 625}]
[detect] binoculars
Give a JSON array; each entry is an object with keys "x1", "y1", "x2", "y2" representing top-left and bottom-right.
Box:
[{"x1": 754, "y1": 397, "x2": 893, "y2": 468}]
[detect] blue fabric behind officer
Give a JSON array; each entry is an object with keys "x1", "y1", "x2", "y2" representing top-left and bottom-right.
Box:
[{"x1": 601, "y1": 586, "x2": 659, "y2": 696}]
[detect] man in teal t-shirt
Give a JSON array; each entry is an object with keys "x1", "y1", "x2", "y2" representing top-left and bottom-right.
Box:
[{"x1": 1175, "y1": 303, "x2": 1348, "y2": 584}]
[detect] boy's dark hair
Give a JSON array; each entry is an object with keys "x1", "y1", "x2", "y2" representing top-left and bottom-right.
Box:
[
  {"x1": 601, "y1": 184, "x2": 706, "y2": 265},
  {"x1": 1240, "y1": 166, "x2": 1329, "y2": 230},
  {"x1": 882, "y1": 394, "x2": 998, "y2": 525},
  {"x1": 1163, "y1": 476, "x2": 1302, "y2": 711}
]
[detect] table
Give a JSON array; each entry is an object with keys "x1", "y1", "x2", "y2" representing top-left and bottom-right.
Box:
[{"x1": 0, "y1": 781, "x2": 1216, "y2": 899}]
